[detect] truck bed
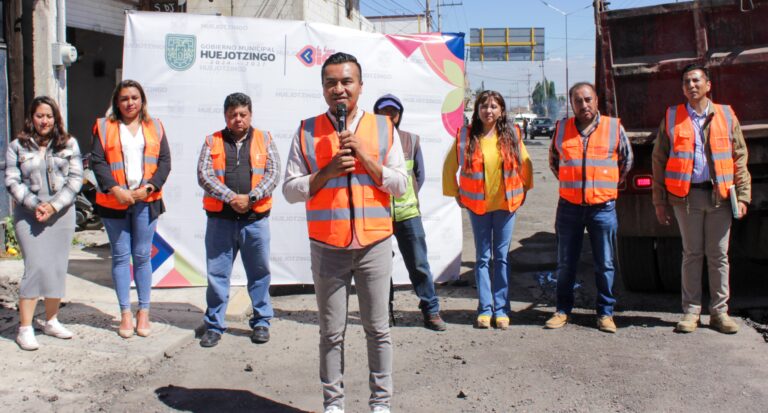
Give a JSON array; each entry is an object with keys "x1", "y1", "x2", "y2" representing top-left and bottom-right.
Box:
[
  {"x1": 596, "y1": 0, "x2": 768, "y2": 137},
  {"x1": 595, "y1": 0, "x2": 768, "y2": 292}
]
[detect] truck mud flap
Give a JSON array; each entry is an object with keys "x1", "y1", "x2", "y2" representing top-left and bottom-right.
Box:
[{"x1": 617, "y1": 236, "x2": 661, "y2": 292}]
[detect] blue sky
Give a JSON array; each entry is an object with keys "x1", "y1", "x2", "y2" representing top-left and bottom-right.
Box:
[{"x1": 361, "y1": 0, "x2": 676, "y2": 108}]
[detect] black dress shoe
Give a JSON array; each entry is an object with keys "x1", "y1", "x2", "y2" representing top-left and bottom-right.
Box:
[
  {"x1": 251, "y1": 326, "x2": 270, "y2": 344},
  {"x1": 200, "y1": 330, "x2": 222, "y2": 348}
]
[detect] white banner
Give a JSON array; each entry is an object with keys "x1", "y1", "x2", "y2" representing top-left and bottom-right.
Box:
[{"x1": 122, "y1": 11, "x2": 465, "y2": 286}]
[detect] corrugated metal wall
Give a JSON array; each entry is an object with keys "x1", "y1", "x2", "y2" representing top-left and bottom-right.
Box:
[{"x1": 67, "y1": 0, "x2": 134, "y2": 37}]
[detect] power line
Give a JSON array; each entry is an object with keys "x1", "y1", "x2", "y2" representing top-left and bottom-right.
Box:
[
  {"x1": 368, "y1": 0, "x2": 400, "y2": 15},
  {"x1": 469, "y1": 73, "x2": 533, "y2": 82},
  {"x1": 384, "y1": 0, "x2": 420, "y2": 15}
]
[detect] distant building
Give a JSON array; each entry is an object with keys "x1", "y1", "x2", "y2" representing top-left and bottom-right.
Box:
[
  {"x1": 366, "y1": 14, "x2": 428, "y2": 34},
  {"x1": 186, "y1": 0, "x2": 374, "y2": 31},
  {"x1": 9, "y1": 0, "x2": 375, "y2": 152}
]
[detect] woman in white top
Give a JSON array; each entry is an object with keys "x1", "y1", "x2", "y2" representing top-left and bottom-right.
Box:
[{"x1": 91, "y1": 80, "x2": 171, "y2": 339}]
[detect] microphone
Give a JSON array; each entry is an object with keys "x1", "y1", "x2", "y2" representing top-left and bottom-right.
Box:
[
  {"x1": 336, "y1": 103, "x2": 347, "y2": 133},
  {"x1": 337, "y1": 103, "x2": 352, "y2": 156}
]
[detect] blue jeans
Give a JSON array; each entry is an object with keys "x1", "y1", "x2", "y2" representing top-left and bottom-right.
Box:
[
  {"x1": 467, "y1": 209, "x2": 517, "y2": 318},
  {"x1": 102, "y1": 202, "x2": 158, "y2": 311},
  {"x1": 555, "y1": 198, "x2": 618, "y2": 316},
  {"x1": 204, "y1": 216, "x2": 273, "y2": 333},
  {"x1": 393, "y1": 216, "x2": 440, "y2": 315}
]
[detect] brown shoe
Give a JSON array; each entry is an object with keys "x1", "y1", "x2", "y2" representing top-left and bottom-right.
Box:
[
  {"x1": 545, "y1": 312, "x2": 568, "y2": 329},
  {"x1": 136, "y1": 309, "x2": 151, "y2": 337},
  {"x1": 710, "y1": 313, "x2": 739, "y2": 334},
  {"x1": 424, "y1": 313, "x2": 447, "y2": 331},
  {"x1": 476, "y1": 315, "x2": 491, "y2": 329},
  {"x1": 675, "y1": 313, "x2": 700, "y2": 333},
  {"x1": 597, "y1": 315, "x2": 616, "y2": 333}
]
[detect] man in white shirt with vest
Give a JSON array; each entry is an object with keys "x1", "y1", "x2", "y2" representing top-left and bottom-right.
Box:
[
  {"x1": 283, "y1": 53, "x2": 407, "y2": 413},
  {"x1": 652, "y1": 64, "x2": 751, "y2": 334}
]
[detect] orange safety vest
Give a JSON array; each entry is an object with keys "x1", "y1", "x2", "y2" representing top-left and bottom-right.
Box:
[
  {"x1": 299, "y1": 112, "x2": 394, "y2": 248},
  {"x1": 455, "y1": 124, "x2": 525, "y2": 215},
  {"x1": 93, "y1": 117, "x2": 163, "y2": 210},
  {"x1": 202, "y1": 129, "x2": 272, "y2": 213},
  {"x1": 553, "y1": 116, "x2": 621, "y2": 205},
  {"x1": 664, "y1": 103, "x2": 735, "y2": 199}
]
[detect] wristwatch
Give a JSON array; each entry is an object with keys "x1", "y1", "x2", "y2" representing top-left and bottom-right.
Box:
[{"x1": 145, "y1": 185, "x2": 155, "y2": 194}]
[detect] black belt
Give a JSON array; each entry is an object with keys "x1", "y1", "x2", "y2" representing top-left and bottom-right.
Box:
[{"x1": 690, "y1": 181, "x2": 713, "y2": 189}]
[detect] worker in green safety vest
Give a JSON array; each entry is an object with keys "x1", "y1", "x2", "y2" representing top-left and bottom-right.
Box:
[{"x1": 374, "y1": 94, "x2": 446, "y2": 331}]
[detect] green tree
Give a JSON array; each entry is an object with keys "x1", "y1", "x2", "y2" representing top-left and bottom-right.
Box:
[{"x1": 531, "y1": 79, "x2": 557, "y2": 117}]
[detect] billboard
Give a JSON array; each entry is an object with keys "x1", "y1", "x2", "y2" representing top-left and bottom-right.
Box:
[{"x1": 468, "y1": 27, "x2": 544, "y2": 62}]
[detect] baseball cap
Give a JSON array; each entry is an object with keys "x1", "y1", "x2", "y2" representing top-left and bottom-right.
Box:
[{"x1": 375, "y1": 97, "x2": 402, "y2": 112}]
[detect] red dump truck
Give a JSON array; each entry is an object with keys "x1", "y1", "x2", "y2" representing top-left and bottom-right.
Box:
[{"x1": 595, "y1": 0, "x2": 768, "y2": 291}]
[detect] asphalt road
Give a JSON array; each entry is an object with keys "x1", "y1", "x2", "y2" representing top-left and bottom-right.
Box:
[
  {"x1": 99, "y1": 137, "x2": 768, "y2": 413},
  {"x1": 2, "y1": 135, "x2": 766, "y2": 412}
]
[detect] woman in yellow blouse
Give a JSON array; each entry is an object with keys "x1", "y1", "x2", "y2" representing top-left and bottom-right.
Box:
[{"x1": 443, "y1": 90, "x2": 533, "y2": 329}]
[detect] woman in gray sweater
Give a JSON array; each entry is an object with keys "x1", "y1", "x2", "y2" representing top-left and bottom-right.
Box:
[{"x1": 5, "y1": 96, "x2": 83, "y2": 351}]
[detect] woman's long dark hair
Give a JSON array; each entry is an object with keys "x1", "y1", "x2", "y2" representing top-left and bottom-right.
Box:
[
  {"x1": 465, "y1": 90, "x2": 520, "y2": 170},
  {"x1": 108, "y1": 79, "x2": 150, "y2": 122},
  {"x1": 17, "y1": 96, "x2": 70, "y2": 152}
]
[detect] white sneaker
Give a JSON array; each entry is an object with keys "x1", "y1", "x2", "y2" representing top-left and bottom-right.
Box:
[
  {"x1": 16, "y1": 326, "x2": 39, "y2": 351},
  {"x1": 43, "y1": 318, "x2": 74, "y2": 339},
  {"x1": 324, "y1": 406, "x2": 344, "y2": 413},
  {"x1": 372, "y1": 406, "x2": 391, "y2": 413}
]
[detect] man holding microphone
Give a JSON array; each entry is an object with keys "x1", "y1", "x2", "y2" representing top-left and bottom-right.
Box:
[{"x1": 283, "y1": 52, "x2": 407, "y2": 413}]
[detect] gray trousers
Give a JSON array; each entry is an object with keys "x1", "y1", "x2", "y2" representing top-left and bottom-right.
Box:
[
  {"x1": 672, "y1": 188, "x2": 732, "y2": 315},
  {"x1": 310, "y1": 239, "x2": 393, "y2": 410}
]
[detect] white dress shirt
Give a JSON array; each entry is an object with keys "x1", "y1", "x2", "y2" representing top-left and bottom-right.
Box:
[{"x1": 119, "y1": 123, "x2": 145, "y2": 190}]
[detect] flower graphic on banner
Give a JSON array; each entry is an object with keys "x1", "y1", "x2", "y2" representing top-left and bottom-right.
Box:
[{"x1": 385, "y1": 33, "x2": 465, "y2": 137}]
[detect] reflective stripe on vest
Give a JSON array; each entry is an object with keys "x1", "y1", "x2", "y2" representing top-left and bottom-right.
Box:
[
  {"x1": 664, "y1": 103, "x2": 735, "y2": 199},
  {"x1": 456, "y1": 124, "x2": 525, "y2": 215},
  {"x1": 202, "y1": 129, "x2": 272, "y2": 213},
  {"x1": 392, "y1": 130, "x2": 420, "y2": 222},
  {"x1": 94, "y1": 117, "x2": 163, "y2": 210},
  {"x1": 554, "y1": 116, "x2": 620, "y2": 205},
  {"x1": 299, "y1": 112, "x2": 394, "y2": 248}
]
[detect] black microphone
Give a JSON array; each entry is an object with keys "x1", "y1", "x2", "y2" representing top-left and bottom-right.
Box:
[
  {"x1": 337, "y1": 103, "x2": 347, "y2": 133},
  {"x1": 337, "y1": 103, "x2": 352, "y2": 156}
]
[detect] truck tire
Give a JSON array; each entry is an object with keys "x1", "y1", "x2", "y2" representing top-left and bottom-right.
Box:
[
  {"x1": 617, "y1": 236, "x2": 661, "y2": 291},
  {"x1": 656, "y1": 237, "x2": 683, "y2": 293}
]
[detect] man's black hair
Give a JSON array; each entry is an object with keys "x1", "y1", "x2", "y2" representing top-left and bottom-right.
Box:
[
  {"x1": 320, "y1": 52, "x2": 362, "y2": 82},
  {"x1": 224, "y1": 92, "x2": 252, "y2": 113},
  {"x1": 568, "y1": 82, "x2": 597, "y2": 99},
  {"x1": 681, "y1": 63, "x2": 710, "y2": 81}
]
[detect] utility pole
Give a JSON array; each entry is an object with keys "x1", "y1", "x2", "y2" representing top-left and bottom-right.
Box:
[
  {"x1": 7, "y1": 0, "x2": 24, "y2": 137},
  {"x1": 541, "y1": 59, "x2": 548, "y2": 116},
  {"x1": 31, "y1": 0, "x2": 77, "y2": 124},
  {"x1": 526, "y1": 70, "x2": 532, "y2": 111},
  {"x1": 425, "y1": 0, "x2": 432, "y2": 32},
  {"x1": 437, "y1": 1, "x2": 463, "y2": 33},
  {"x1": 541, "y1": 1, "x2": 591, "y2": 117}
]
